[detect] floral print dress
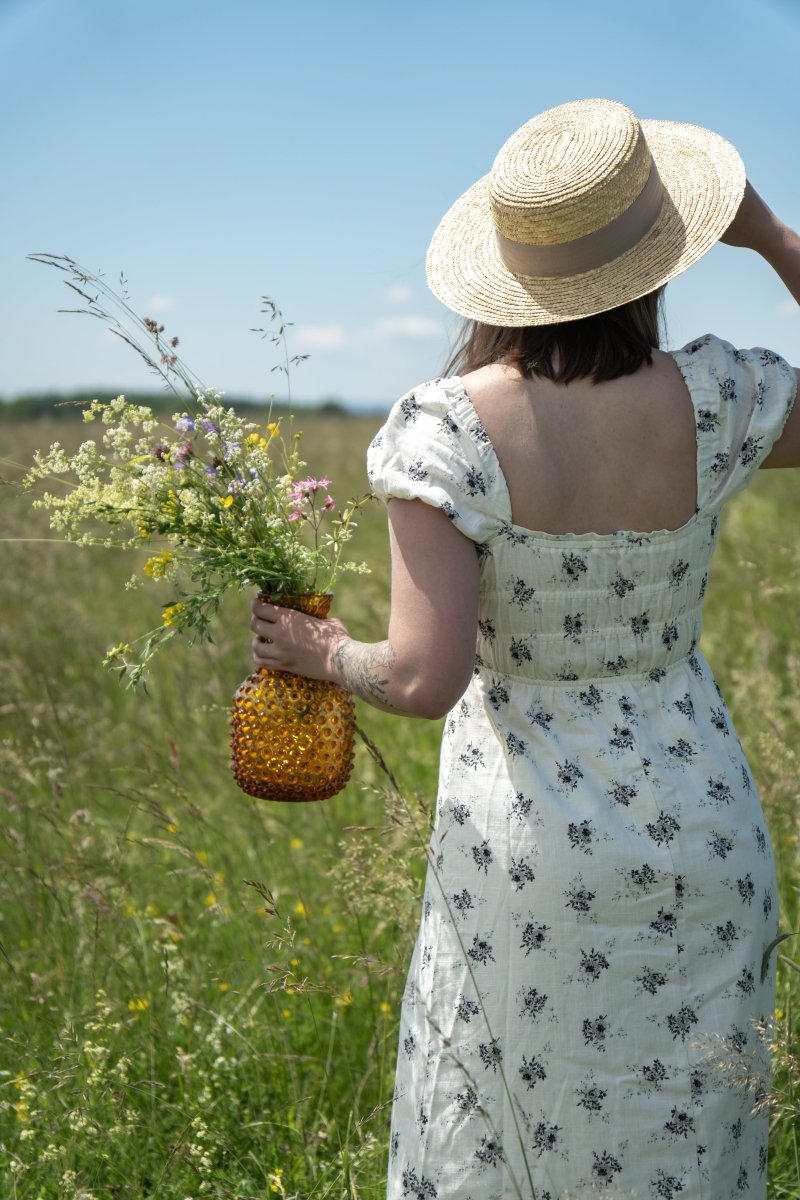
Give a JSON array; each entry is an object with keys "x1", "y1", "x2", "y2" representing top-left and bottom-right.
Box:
[{"x1": 367, "y1": 335, "x2": 797, "y2": 1200}]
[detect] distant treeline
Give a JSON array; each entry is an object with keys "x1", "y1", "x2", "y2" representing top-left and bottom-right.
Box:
[{"x1": 0, "y1": 391, "x2": 360, "y2": 423}]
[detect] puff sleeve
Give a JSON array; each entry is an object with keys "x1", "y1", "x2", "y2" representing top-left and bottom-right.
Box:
[
  {"x1": 674, "y1": 334, "x2": 797, "y2": 510},
  {"x1": 366, "y1": 377, "x2": 507, "y2": 544}
]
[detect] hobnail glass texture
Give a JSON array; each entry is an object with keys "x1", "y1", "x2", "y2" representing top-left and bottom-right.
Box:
[{"x1": 230, "y1": 593, "x2": 356, "y2": 802}]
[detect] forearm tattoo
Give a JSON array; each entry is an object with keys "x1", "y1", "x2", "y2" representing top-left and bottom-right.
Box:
[{"x1": 331, "y1": 638, "x2": 397, "y2": 708}]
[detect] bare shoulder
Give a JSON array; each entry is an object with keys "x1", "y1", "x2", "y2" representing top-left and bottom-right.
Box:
[{"x1": 457, "y1": 361, "x2": 522, "y2": 398}]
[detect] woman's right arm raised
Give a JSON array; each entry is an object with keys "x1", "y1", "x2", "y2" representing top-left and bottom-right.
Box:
[{"x1": 721, "y1": 182, "x2": 800, "y2": 467}]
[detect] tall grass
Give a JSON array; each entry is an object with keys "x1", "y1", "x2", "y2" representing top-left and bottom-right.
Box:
[{"x1": 1, "y1": 412, "x2": 798, "y2": 1198}]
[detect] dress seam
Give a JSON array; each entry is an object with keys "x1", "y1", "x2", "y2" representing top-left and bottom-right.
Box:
[{"x1": 473, "y1": 651, "x2": 700, "y2": 689}]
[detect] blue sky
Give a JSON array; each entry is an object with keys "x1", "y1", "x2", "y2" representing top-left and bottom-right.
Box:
[{"x1": 1, "y1": 0, "x2": 798, "y2": 409}]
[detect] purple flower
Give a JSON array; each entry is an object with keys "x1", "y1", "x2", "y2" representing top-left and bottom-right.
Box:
[
  {"x1": 200, "y1": 419, "x2": 219, "y2": 436},
  {"x1": 174, "y1": 442, "x2": 194, "y2": 468},
  {"x1": 174, "y1": 415, "x2": 195, "y2": 433},
  {"x1": 150, "y1": 442, "x2": 170, "y2": 461}
]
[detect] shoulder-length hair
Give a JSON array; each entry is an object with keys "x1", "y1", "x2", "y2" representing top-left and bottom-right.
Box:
[{"x1": 443, "y1": 288, "x2": 665, "y2": 385}]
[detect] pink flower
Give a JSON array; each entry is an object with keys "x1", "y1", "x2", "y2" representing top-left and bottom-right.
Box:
[
  {"x1": 323, "y1": 495, "x2": 335, "y2": 512},
  {"x1": 290, "y1": 475, "x2": 334, "y2": 502},
  {"x1": 290, "y1": 478, "x2": 315, "y2": 501},
  {"x1": 288, "y1": 509, "x2": 302, "y2": 522}
]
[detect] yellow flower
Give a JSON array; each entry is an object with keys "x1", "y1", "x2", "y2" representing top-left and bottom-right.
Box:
[
  {"x1": 218, "y1": 494, "x2": 235, "y2": 508},
  {"x1": 774, "y1": 1007, "x2": 785, "y2": 1020},
  {"x1": 281, "y1": 1008, "x2": 292, "y2": 1020},
  {"x1": 138, "y1": 524, "x2": 150, "y2": 539},
  {"x1": 334, "y1": 991, "x2": 353, "y2": 1008},
  {"x1": 145, "y1": 903, "x2": 159, "y2": 917},
  {"x1": 104, "y1": 642, "x2": 133, "y2": 664},
  {"x1": 332, "y1": 922, "x2": 343, "y2": 934},
  {"x1": 302, "y1": 936, "x2": 312, "y2": 946},
  {"x1": 162, "y1": 603, "x2": 185, "y2": 627},
  {"x1": 196, "y1": 849, "x2": 209, "y2": 865},
  {"x1": 289, "y1": 837, "x2": 303, "y2": 850},
  {"x1": 143, "y1": 551, "x2": 174, "y2": 579},
  {"x1": 290, "y1": 957, "x2": 300, "y2": 968},
  {"x1": 379, "y1": 1002, "x2": 392, "y2": 1015},
  {"x1": 267, "y1": 422, "x2": 280, "y2": 438},
  {"x1": 218, "y1": 982, "x2": 231, "y2": 992},
  {"x1": 203, "y1": 892, "x2": 217, "y2": 907},
  {"x1": 166, "y1": 822, "x2": 178, "y2": 834},
  {"x1": 127, "y1": 997, "x2": 149, "y2": 1012},
  {"x1": 294, "y1": 901, "x2": 307, "y2": 918}
]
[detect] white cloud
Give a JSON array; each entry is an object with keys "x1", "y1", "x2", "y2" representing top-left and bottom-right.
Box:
[
  {"x1": 371, "y1": 315, "x2": 441, "y2": 340},
  {"x1": 776, "y1": 298, "x2": 799, "y2": 318},
  {"x1": 295, "y1": 323, "x2": 348, "y2": 350},
  {"x1": 286, "y1": 313, "x2": 441, "y2": 358},
  {"x1": 145, "y1": 294, "x2": 176, "y2": 314},
  {"x1": 384, "y1": 283, "x2": 413, "y2": 304}
]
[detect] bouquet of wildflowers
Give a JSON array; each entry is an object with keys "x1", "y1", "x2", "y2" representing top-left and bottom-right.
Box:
[{"x1": 23, "y1": 256, "x2": 370, "y2": 686}]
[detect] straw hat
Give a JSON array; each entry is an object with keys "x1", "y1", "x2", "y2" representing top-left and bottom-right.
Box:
[{"x1": 426, "y1": 98, "x2": 745, "y2": 326}]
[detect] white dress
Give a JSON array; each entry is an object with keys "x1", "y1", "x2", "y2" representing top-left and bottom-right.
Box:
[{"x1": 367, "y1": 335, "x2": 797, "y2": 1200}]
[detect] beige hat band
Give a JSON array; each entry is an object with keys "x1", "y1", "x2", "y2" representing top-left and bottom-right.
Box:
[{"x1": 494, "y1": 160, "x2": 665, "y2": 279}]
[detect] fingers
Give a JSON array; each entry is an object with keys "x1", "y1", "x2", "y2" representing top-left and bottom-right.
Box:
[
  {"x1": 248, "y1": 598, "x2": 340, "y2": 677},
  {"x1": 252, "y1": 630, "x2": 288, "y2": 669},
  {"x1": 251, "y1": 596, "x2": 278, "y2": 620},
  {"x1": 250, "y1": 602, "x2": 297, "y2": 668},
  {"x1": 250, "y1": 604, "x2": 278, "y2": 638},
  {"x1": 252, "y1": 635, "x2": 275, "y2": 666}
]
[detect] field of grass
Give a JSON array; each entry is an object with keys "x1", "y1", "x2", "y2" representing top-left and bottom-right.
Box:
[{"x1": 1, "y1": 409, "x2": 799, "y2": 1199}]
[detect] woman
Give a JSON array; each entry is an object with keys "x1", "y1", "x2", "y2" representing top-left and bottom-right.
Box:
[{"x1": 251, "y1": 100, "x2": 800, "y2": 1199}]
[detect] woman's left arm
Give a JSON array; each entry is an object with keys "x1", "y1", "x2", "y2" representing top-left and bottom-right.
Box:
[{"x1": 250, "y1": 498, "x2": 480, "y2": 719}]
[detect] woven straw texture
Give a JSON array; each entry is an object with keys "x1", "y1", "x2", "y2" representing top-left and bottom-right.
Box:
[{"x1": 426, "y1": 98, "x2": 744, "y2": 326}]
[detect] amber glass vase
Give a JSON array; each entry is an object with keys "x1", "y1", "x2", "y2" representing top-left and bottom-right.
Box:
[{"x1": 229, "y1": 593, "x2": 356, "y2": 802}]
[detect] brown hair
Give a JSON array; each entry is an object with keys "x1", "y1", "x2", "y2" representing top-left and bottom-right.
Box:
[{"x1": 443, "y1": 288, "x2": 665, "y2": 385}]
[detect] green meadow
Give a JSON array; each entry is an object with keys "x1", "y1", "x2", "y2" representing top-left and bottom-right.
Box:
[{"x1": 1, "y1": 407, "x2": 798, "y2": 1199}]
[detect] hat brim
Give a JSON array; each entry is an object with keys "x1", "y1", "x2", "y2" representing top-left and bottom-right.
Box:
[{"x1": 426, "y1": 119, "x2": 745, "y2": 326}]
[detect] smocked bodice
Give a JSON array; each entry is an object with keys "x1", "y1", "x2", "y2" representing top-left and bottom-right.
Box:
[{"x1": 474, "y1": 514, "x2": 718, "y2": 682}]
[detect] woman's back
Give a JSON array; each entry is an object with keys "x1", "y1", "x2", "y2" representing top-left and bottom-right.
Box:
[{"x1": 460, "y1": 350, "x2": 699, "y2": 536}]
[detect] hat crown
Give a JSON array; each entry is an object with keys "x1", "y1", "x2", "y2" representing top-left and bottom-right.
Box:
[{"x1": 489, "y1": 99, "x2": 653, "y2": 248}]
